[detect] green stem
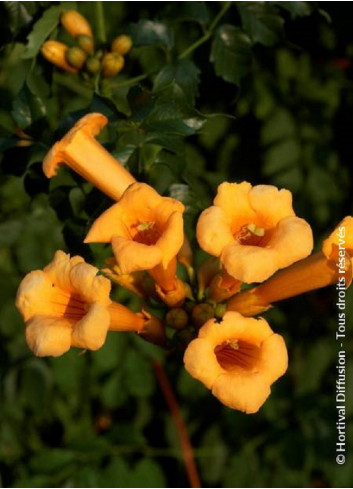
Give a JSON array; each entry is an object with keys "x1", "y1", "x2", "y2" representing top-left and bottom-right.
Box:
[
  {"x1": 179, "y1": 1, "x2": 232, "y2": 59},
  {"x1": 109, "y1": 73, "x2": 149, "y2": 89},
  {"x1": 53, "y1": 72, "x2": 93, "y2": 98},
  {"x1": 96, "y1": 1, "x2": 107, "y2": 44}
]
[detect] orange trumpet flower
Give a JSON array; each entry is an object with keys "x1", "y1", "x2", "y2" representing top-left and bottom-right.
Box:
[
  {"x1": 16, "y1": 251, "x2": 147, "y2": 357},
  {"x1": 43, "y1": 113, "x2": 136, "y2": 201},
  {"x1": 227, "y1": 216, "x2": 353, "y2": 317},
  {"x1": 184, "y1": 311, "x2": 288, "y2": 413},
  {"x1": 197, "y1": 182, "x2": 313, "y2": 284},
  {"x1": 84, "y1": 182, "x2": 186, "y2": 304}
]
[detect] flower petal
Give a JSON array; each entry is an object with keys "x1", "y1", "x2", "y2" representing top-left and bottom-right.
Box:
[
  {"x1": 112, "y1": 236, "x2": 162, "y2": 274},
  {"x1": 44, "y1": 250, "x2": 83, "y2": 292},
  {"x1": 221, "y1": 242, "x2": 279, "y2": 283},
  {"x1": 16, "y1": 270, "x2": 56, "y2": 321},
  {"x1": 212, "y1": 371, "x2": 271, "y2": 413},
  {"x1": 268, "y1": 216, "x2": 313, "y2": 268},
  {"x1": 183, "y1": 338, "x2": 223, "y2": 389},
  {"x1": 84, "y1": 202, "x2": 131, "y2": 243},
  {"x1": 198, "y1": 312, "x2": 273, "y2": 346},
  {"x1": 70, "y1": 261, "x2": 111, "y2": 305},
  {"x1": 156, "y1": 211, "x2": 184, "y2": 268},
  {"x1": 214, "y1": 181, "x2": 255, "y2": 228},
  {"x1": 71, "y1": 303, "x2": 110, "y2": 350},
  {"x1": 258, "y1": 334, "x2": 288, "y2": 383},
  {"x1": 248, "y1": 185, "x2": 295, "y2": 228},
  {"x1": 196, "y1": 206, "x2": 234, "y2": 257},
  {"x1": 26, "y1": 315, "x2": 72, "y2": 357}
]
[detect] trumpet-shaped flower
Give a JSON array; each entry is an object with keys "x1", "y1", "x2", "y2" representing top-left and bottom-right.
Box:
[
  {"x1": 184, "y1": 311, "x2": 288, "y2": 413},
  {"x1": 85, "y1": 183, "x2": 185, "y2": 277},
  {"x1": 43, "y1": 113, "x2": 136, "y2": 201},
  {"x1": 227, "y1": 216, "x2": 353, "y2": 316},
  {"x1": 197, "y1": 182, "x2": 313, "y2": 283},
  {"x1": 16, "y1": 251, "x2": 145, "y2": 357}
]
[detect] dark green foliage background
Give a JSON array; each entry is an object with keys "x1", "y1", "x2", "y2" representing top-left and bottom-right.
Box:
[{"x1": 1, "y1": 1, "x2": 353, "y2": 487}]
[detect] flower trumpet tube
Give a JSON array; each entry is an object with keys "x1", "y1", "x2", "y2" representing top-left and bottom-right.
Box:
[
  {"x1": 42, "y1": 113, "x2": 136, "y2": 201},
  {"x1": 41, "y1": 41, "x2": 79, "y2": 74},
  {"x1": 84, "y1": 182, "x2": 186, "y2": 305},
  {"x1": 61, "y1": 10, "x2": 93, "y2": 39},
  {"x1": 227, "y1": 217, "x2": 353, "y2": 317},
  {"x1": 197, "y1": 182, "x2": 313, "y2": 284},
  {"x1": 184, "y1": 312, "x2": 288, "y2": 413},
  {"x1": 108, "y1": 302, "x2": 145, "y2": 332}
]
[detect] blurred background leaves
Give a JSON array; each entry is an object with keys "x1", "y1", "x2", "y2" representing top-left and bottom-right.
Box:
[{"x1": 0, "y1": 1, "x2": 353, "y2": 487}]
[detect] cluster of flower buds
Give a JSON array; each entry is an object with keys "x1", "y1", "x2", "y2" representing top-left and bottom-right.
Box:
[
  {"x1": 15, "y1": 113, "x2": 353, "y2": 414},
  {"x1": 40, "y1": 10, "x2": 132, "y2": 78}
]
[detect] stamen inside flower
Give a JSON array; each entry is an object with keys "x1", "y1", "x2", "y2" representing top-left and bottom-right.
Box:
[
  {"x1": 132, "y1": 221, "x2": 161, "y2": 245},
  {"x1": 214, "y1": 339, "x2": 260, "y2": 372},
  {"x1": 235, "y1": 223, "x2": 269, "y2": 247}
]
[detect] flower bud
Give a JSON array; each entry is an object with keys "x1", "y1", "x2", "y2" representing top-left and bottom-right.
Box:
[
  {"x1": 61, "y1": 10, "x2": 93, "y2": 39},
  {"x1": 77, "y1": 34, "x2": 94, "y2": 55},
  {"x1": 86, "y1": 57, "x2": 101, "y2": 75},
  {"x1": 139, "y1": 312, "x2": 167, "y2": 347},
  {"x1": 101, "y1": 52, "x2": 125, "y2": 78},
  {"x1": 165, "y1": 308, "x2": 189, "y2": 330},
  {"x1": 66, "y1": 46, "x2": 87, "y2": 70},
  {"x1": 41, "y1": 40, "x2": 78, "y2": 74},
  {"x1": 191, "y1": 303, "x2": 215, "y2": 328},
  {"x1": 111, "y1": 35, "x2": 133, "y2": 55}
]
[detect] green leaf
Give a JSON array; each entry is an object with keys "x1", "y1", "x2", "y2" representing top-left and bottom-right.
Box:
[
  {"x1": 153, "y1": 59, "x2": 200, "y2": 104},
  {"x1": 131, "y1": 459, "x2": 166, "y2": 488},
  {"x1": 237, "y1": 2, "x2": 284, "y2": 46},
  {"x1": 20, "y1": 359, "x2": 53, "y2": 410},
  {"x1": 11, "y1": 85, "x2": 47, "y2": 129},
  {"x1": 128, "y1": 20, "x2": 174, "y2": 50},
  {"x1": 3, "y1": 1, "x2": 37, "y2": 37},
  {"x1": 92, "y1": 333, "x2": 128, "y2": 374},
  {"x1": 211, "y1": 25, "x2": 252, "y2": 85},
  {"x1": 75, "y1": 467, "x2": 100, "y2": 488},
  {"x1": 22, "y1": 5, "x2": 62, "y2": 59},
  {"x1": 0, "y1": 219, "x2": 23, "y2": 246},
  {"x1": 123, "y1": 349, "x2": 155, "y2": 398},
  {"x1": 263, "y1": 139, "x2": 300, "y2": 176},
  {"x1": 261, "y1": 108, "x2": 296, "y2": 145},
  {"x1": 199, "y1": 427, "x2": 228, "y2": 484},
  {"x1": 101, "y1": 370, "x2": 128, "y2": 409},
  {"x1": 29, "y1": 449, "x2": 75, "y2": 474},
  {"x1": 294, "y1": 339, "x2": 334, "y2": 395},
  {"x1": 102, "y1": 457, "x2": 132, "y2": 488},
  {"x1": 274, "y1": 1, "x2": 313, "y2": 18}
]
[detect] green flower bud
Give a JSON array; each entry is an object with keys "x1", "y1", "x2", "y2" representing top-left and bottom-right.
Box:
[
  {"x1": 191, "y1": 303, "x2": 215, "y2": 328},
  {"x1": 165, "y1": 308, "x2": 189, "y2": 330},
  {"x1": 86, "y1": 57, "x2": 101, "y2": 75},
  {"x1": 77, "y1": 34, "x2": 94, "y2": 55},
  {"x1": 66, "y1": 46, "x2": 87, "y2": 70}
]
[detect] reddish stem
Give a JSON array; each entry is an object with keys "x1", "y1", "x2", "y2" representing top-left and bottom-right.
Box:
[{"x1": 153, "y1": 362, "x2": 201, "y2": 488}]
